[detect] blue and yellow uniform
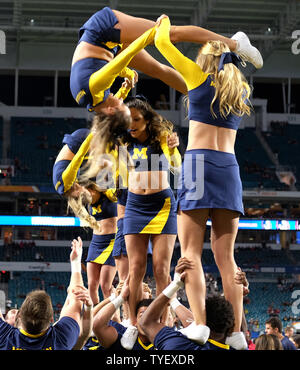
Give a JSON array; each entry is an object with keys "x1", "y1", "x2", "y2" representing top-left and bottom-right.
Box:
[
  {"x1": 53, "y1": 128, "x2": 118, "y2": 195},
  {"x1": 154, "y1": 326, "x2": 234, "y2": 351},
  {"x1": 123, "y1": 136, "x2": 181, "y2": 235},
  {"x1": 53, "y1": 129, "x2": 118, "y2": 265},
  {"x1": 112, "y1": 189, "x2": 128, "y2": 258},
  {"x1": 83, "y1": 321, "x2": 155, "y2": 351},
  {"x1": 86, "y1": 189, "x2": 117, "y2": 267},
  {"x1": 0, "y1": 317, "x2": 79, "y2": 350},
  {"x1": 154, "y1": 18, "x2": 250, "y2": 215},
  {"x1": 82, "y1": 335, "x2": 104, "y2": 351},
  {"x1": 107, "y1": 321, "x2": 155, "y2": 351},
  {"x1": 70, "y1": 7, "x2": 156, "y2": 111},
  {"x1": 53, "y1": 128, "x2": 91, "y2": 195}
]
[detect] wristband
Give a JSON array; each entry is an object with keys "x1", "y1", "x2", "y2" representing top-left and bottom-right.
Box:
[
  {"x1": 170, "y1": 298, "x2": 181, "y2": 311},
  {"x1": 173, "y1": 272, "x2": 182, "y2": 285},
  {"x1": 162, "y1": 273, "x2": 184, "y2": 299},
  {"x1": 109, "y1": 293, "x2": 116, "y2": 302},
  {"x1": 112, "y1": 295, "x2": 124, "y2": 309},
  {"x1": 71, "y1": 260, "x2": 81, "y2": 273}
]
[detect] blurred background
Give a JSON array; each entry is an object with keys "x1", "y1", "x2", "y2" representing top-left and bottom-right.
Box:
[{"x1": 0, "y1": 0, "x2": 300, "y2": 337}]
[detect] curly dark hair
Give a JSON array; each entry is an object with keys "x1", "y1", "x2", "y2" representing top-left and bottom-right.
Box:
[
  {"x1": 135, "y1": 298, "x2": 154, "y2": 316},
  {"x1": 205, "y1": 295, "x2": 235, "y2": 338},
  {"x1": 125, "y1": 98, "x2": 174, "y2": 150}
]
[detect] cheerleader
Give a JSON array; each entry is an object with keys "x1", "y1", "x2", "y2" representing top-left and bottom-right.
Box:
[
  {"x1": 53, "y1": 128, "x2": 119, "y2": 304},
  {"x1": 71, "y1": 7, "x2": 263, "y2": 113},
  {"x1": 122, "y1": 98, "x2": 182, "y2": 329},
  {"x1": 153, "y1": 15, "x2": 255, "y2": 349}
]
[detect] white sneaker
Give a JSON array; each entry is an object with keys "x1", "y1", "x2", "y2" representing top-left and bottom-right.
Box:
[
  {"x1": 225, "y1": 331, "x2": 248, "y2": 350},
  {"x1": 179, "y1": 321, "x2": 210, "y2": 345},
  {"x1": 231, "y1": 31, "x2": 263, "y2": 69},
  {"x1": 120, "y1": 325, "x2": 138, "y2": 350}
]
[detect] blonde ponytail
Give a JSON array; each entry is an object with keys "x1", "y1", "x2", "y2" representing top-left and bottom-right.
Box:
[{"x1": 196, "y1": 40, "x2": 252, "y2": 119}]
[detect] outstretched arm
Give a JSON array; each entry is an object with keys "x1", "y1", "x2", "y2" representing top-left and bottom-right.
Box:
[
  {"x1": 169, "y1": 258, "x2": 196, "y2": 328},
  {"x1": 139, "y1": 257, "x2": 193, "y2": 344},
  {"x1": 92, "y1": 279, "x2": 130, "y2": 348},
  {"x1": 54, "y1": 133, "x2": 93, "y2": 194},
  {"x1": 72, "y1": 287, "x2": 94, "y2": 350},
  {"x1": 234, "y1": 267, "x2": 249, "y2": 334},
  {"x1": 58, "y1": 237, "x2": 85, "y2": 325}
]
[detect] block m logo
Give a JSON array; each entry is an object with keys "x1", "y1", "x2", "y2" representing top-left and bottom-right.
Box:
[{"x1": 132, "y1": 147, "x2": 148, "y2": 160}]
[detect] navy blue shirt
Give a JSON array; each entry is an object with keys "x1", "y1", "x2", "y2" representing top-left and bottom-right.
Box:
[
  {"x1": 0, "y1": 317, "x2": 80, "y2": 350},
  {"x1": 281, "y1": 335, "x2": 297, "y2": 350},
  {"x1": 154, "y1": 326, "x2": 234, "y2": 351}
]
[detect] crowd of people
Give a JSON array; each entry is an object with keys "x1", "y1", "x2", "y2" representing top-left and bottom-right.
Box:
[{"x1": 4, "y1": 6, "x2": 296, "y2": 352}]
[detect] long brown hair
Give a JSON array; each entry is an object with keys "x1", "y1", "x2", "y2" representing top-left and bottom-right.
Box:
[
  {"x1": 126, "y1": 98, "x2": 174, "y2": 149},
  {"x1": 255, "y1": 334, "x2": 283, "y2": 350},
  {"x1": 195, "y1": 40, "x2": 252, "y2": 119}
]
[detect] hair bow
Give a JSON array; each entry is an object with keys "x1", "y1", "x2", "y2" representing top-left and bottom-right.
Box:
[{"x1": 218, "y1": 52, "x2": 242, "y2": 72}]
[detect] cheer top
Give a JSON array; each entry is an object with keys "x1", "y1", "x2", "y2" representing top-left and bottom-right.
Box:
[
  {"x1": 89, "y1": 189, "x2": 117, "y2": 221},
  {"x1": 53, "y1": 128, "x2": 92, "y2": 195},
  {"x1": 127, "y1": 134, "x2": 181, "y2": 173},
  {"x1": 154, "y1": 18, "x2": 250, "y2": 130}
]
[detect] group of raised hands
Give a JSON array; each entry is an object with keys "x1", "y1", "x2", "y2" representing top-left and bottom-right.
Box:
[{"x1": 68, "y1": 236, "x2": 249, "y2": 324}]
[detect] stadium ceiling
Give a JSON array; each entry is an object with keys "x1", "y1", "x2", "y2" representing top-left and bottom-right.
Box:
[{"x1": 1, "y1": 0, "x2": 300, "y2": 62}]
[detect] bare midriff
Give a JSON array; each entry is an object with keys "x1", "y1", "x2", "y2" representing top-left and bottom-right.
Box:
[
  {"x1": 187, "y1": 120, "x2": 237, "y2": 154},
  {"x1": 128, "y1": 170, "x2": 169, "y2": 195},
  {"x1": 93, "y1": 217, "x2": 117, "y2": 235},
  {"x1": 72, "y1": 41, "x2": 114, "y2": 65}
]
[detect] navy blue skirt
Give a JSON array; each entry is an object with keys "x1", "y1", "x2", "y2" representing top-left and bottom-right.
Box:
[
  {"x1": 78, "y1": 7, "x2": 121, "y2": 51},
  {"x1": 123, "y1": 188, "x2": 177, "y2": 235},
  {"x1": 177, "y1": 149, "x2": 244, "y2": 215},
  {"x1": 86, "y1": 233, "x2": 116, "y2": 266},
  {"x1": 117, "y1": 189, "x2": 128, "y2": 207}
]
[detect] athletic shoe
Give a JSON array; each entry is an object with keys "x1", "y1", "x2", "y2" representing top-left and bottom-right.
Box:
[
  {"x1": 120, "y1": 325, "x2": 138, "y2": 350},
  {"x1": 225, "y1": 331, "x2": 248, "y2": 350},
  {"x1": 231, "y1": 31, "x2": 263, "y2": 69},
  {"x1": 179, "y1": 321, "x2": 210, "y2": 345}
]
